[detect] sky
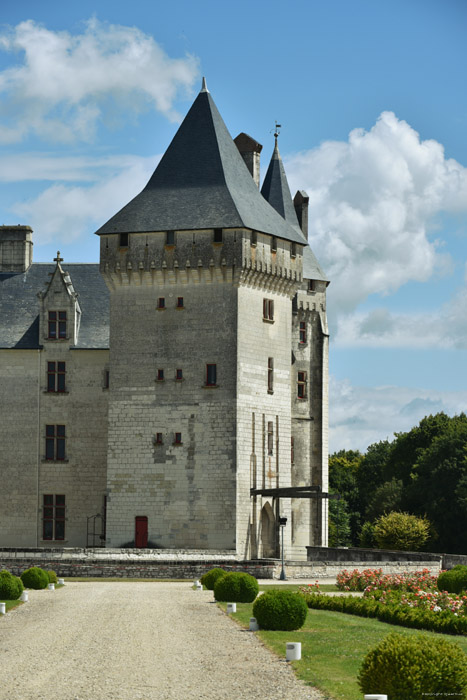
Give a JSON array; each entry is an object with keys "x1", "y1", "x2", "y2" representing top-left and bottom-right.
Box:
[{"x1": 0, "y1": 0, "x2": 466, "y2": 453}]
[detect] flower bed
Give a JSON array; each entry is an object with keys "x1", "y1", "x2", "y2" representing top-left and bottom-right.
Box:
[{"x1": 300, "y1": 568, "x2": 467, "y2": 636}]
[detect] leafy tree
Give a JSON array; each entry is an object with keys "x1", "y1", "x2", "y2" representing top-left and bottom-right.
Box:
[
  {"x1": 328, "y1": 493, "x2": 352, "y2": 547},
  {"x1": 373, "y1": 511, "x2": 430, "y2": 551},
  {"x1": 365, "y1": 477, "x2": 403, "y2": 522},
  {"x1": 328, "y1": 449, "x2": 363, "y2": 545},
  {"x1": 359, "y1": 521, "x2": 376, "y2": 548},
  {"x1": 355, "y1": 440, "x2": 393, "y2": 518}
]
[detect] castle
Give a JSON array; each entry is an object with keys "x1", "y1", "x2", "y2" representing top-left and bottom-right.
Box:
[{"x1": 0, "y1": 81, "x2": 329, "y2": 560}]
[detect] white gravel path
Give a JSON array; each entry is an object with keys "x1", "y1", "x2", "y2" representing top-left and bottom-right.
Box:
[{"x1": 0, "y1": 582, "x2": 327, "y2": 700}]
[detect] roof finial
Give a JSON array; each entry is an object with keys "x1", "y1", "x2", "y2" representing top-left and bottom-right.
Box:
[
  {"x1": 54, "y1": 251, "x2": 63, "y2": 264},
  {"x1": 200, "y1": 77, "x2": 209, "y2": 93},
  {"x1": 273, "y1": 121, "x2": 281, "y2": 148}
]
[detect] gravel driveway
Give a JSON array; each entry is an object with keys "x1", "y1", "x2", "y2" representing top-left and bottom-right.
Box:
[{"x1": 0, "y1": 582, "x2": 327, "y2": 700}]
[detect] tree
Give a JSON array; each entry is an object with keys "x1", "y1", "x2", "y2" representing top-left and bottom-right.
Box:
[
  {"x1": 373, "y1": 511, "x2": 430, "y2": 551},
  {"x1": 356, "y1": 440, "x2": 393, "y2": 518},
  {"x1": 365, "y1": 477, "x2": 403, "y2": 522},
  {"x1": 328, "y1": 493, "x2": 352, "y2": 547},
  {"x1": 328, "y1": 450, "x2": 363, "y2": 545}
]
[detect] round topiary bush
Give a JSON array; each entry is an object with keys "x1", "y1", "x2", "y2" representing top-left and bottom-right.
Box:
[
  {"x1": 47, "y1": 570, "x2": 58, "y2": 584},
  {"x1": 213, "y1": 572, "x2": 259, "y2": 603},
  {"x1": 21, "y1": 567, "x2": 49, "y2": 590},
  {"x1": 200, "y1": 567, "x2": 226, "y2": 590},
  {"x1": 358, "y1": 632, "x2": 467, "y2": 700},
  {"x1": 253, "y1": 590, "x2": 308, "y2": 631},
  {"x1": 0, "y1": 570, "x2": 24, "y2": 600},
  {"x1": 438, "y1": 566, "x2": 467, "y2": 594}
]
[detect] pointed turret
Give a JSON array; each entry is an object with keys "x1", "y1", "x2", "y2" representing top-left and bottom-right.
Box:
[
  {"x1": 261, "y1": 139, "x2": 300, "y2": 227},
  {"x1": 95, "y1": 81, "x2": 305, "y2": 244}
]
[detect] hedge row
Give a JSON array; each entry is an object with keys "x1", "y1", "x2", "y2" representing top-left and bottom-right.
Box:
[{"x1": 303, "y1": 592, "x2": 467, "y2": 636}]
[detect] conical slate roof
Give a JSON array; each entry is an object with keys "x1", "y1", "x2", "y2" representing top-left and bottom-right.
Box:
[
  {"x1": 95, "y1": 84, "x2": 306, "y2": 245},
  {"x1": 261, "y1": 141, "x2": 300, "y2": 227}
]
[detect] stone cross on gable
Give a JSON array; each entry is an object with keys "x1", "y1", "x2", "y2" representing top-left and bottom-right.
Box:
[{"x1": 54, "y1": 251, "x2": 63, "y2": 264}]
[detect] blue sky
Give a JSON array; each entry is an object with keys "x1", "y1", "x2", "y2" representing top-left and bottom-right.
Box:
[{"x1": 1, "y1": 0, "x2": 466, "y2": 452}]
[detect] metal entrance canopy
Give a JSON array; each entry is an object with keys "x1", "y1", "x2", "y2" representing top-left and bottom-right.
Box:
[{"x1": 250, "y1": 486, "x2": 340, "y2": 499}]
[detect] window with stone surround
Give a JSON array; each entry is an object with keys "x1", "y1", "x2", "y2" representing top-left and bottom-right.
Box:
[
  {"x1": 166, "y1": 231, "x2": 175, "y2": 246},
  {"x1": 206, "y1": 364, "x2": 217, "y2": 386},
  {"x1": 155, "y1": 433, "x2": 163, "y2": 444},
  {"x1": 157, "y1": 369, "x2": 164, "y2": 381},
  {"x1": 267, "y1": 357, "x2": 274, "y2": 394},
  {"x1": 263, "y1": 298, "x2": 274, "y2": 322},
  {"x1": 174, "y1": 432, "x2": 182, "y2": 445},
  {"x1": 157, "y1": 297, "x2": 165, "y2": 309},
  {"x1": 291, "y1": 436, "x2": 295, "y2": 464},
  {"x1": 43, "y1": 494, "x2": 66, "y2": 541},
  {"x1": 213, "y1": 228, "x2": 223, "y2": 243},
  {"x1": 119, "y1": 233, "x2": 129, "y2": 248},
  {"x1": 176, "y1": 297, "x2": 184, "y2": 308},
  {"x1": 46, "y1": 425, "x2": 66, "y2": 460},
  {"x1": 47, "y1": 361, "x2": 66, "y2": 392},
  {"x1": 267, "y1": 421, "x2": 274, "y2": 455},
  {"x1": 297, "y1": 371, "x2": 307, "y2": 399},
  {"x1": 299, "y1": 322, "x2": 307, "y2": 344},
  {"x1": 48, "y1": 311, "x2": 67, "y2": 339},
  {"x1": 175, "y1": 369, "x2": 183, "y2": 381}
]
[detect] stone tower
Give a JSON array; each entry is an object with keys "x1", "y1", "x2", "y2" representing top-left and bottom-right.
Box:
[{"x1": 96, "y1": 80, "x2": 329, "y2": 557}]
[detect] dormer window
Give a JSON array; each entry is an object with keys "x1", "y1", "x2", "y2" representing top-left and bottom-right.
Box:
[
  {"x1": 119, "y1": 233, "x2": 129, "y2": 248},
  {"x1": 48, "y1": 311, "x2": 67, "y2": 339}
]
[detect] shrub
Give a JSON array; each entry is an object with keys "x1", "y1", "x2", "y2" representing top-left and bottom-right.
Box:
[
  {"x1": 253, "y1": 590, "x2": 308, "y2": 631},
  {"x1": 0, "y1": 570, "x2": 24, "y2": 600},
  {"x1": 47, "y1": 570, "x2": 58, "y2": 584},
  {"x1": 373, "y1": 511, "x2": 430, "y2": 551},
  {"x1": 213, "y1": 572, "x2": 258, "y2": 603},
  {"x1": 438, "y1": 567, "x2": 467, "y2": 594},
  {"x1": 358, "y1": 632, "x2": 467, "y2": 700},
  {"x1": 20, "y1": 567, "x2": 49, "y2": 590},
  {"x1": 359, "y1": 521, "x2": 376, "y2": 548},
  {"x1": 200, "y1": 568, "x2": 226, "y2": 590}
]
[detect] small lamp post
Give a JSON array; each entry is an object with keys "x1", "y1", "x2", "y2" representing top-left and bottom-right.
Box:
[{"x1": 279, "y1": 516, "x2": 287, "y2": 581}]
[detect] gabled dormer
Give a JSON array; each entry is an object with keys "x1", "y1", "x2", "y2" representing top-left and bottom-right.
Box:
[{"x1": 38, "y1": 252, "x2": 81, "y2": 346}]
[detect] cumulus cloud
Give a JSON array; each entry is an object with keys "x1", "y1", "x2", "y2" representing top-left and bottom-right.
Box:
[
  {"x1": 11, "y1": 154, "x2": 157, "y2": 243},
  {"x1": 335, "y1": 283, "x2": 467, "y2": 349},
  {"x1": 286, "y1": 111, "x2": 467, "y2": 317},
  {"x1": 0, "y1": 18, "x2": 199, "y2": 143},
  {"x1": 329, "y1": 376, "x2": 467, "y2": 452}
]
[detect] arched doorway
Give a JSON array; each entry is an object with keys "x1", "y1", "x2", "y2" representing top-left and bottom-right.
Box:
[{"x1": 261, "y1": 502, "x2": 276, "y2": 558}]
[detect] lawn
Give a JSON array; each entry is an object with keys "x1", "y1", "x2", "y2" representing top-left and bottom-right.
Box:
[
  {"x1": 0, "y1": 599, "x2": 24, "y2": 613},
  {"x1": 219, "y1": 601, "x2": 467, "y2": 700}
]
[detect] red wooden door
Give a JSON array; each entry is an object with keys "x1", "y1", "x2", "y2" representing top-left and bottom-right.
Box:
[{"x1": 135, "y1": 516, "x2": 148, "y2": 548}]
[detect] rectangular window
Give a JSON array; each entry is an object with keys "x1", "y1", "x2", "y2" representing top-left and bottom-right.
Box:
[
  {"x1": 297, "y1": 371, "x2": 307, "y2": 399},
  {"x1": 267, "y1": 421, "x2": 274, "y2": 456},
  {"x1": 119, "y1": 233, "x2": 129, "y2": 247},
  {"x1": 174, "y1": 432, "x2": 182, "y2": 445},
  {"x1": 267, "y1": 357, "x2": 274, "y2": 394},
  {"x1": 291, "y1": 436, "x2": 295, "y2": 465},
  {"x1": 43, "y1": 494, "x2": 65, "y2": 541},
  {"x1": 46, "y1": 425, "x2": 66, "y2": 460},
  {"x1": 175, "y1": 369, "x2": 183, "y2": 381},
  {"x1": 166, "y1": 230, "x2": 175, "y2": 246},
  {"x1": 291, "y1": 242, "x2": 297, "y2": 258},
  {"x1": 155, "y1": 433, "x2": 163, "y2": 444},
  {"x1": 47, "y1": 361, "x2": 66, "y2": 392},
  {"x1": 271, "y1": 236, "x2": 277, "y2": 252},
  {"x1": 299, "y1": 322, "x2": 306, "y2": 344},
  {"x1": 206, "y1": 364, "x2": 217, "y2": 386},
  {"x1": 157, "y1": 298, "x2": 165, "y2": 309},
  {"x1": 308, "y1": 279, "x2": 315, "y2": 291},
  {"x1": 251, "y1": 231, "x2": 257, "y2": 247},
  {"x1": 157, "y1": 369, "x2": 164, "y2": 381},
  {"x1": 176, "y1": 297, "x2": 184, "y2": 308},
  {"x1": 48, "y1": 311, "x2": 67, "y2": 339},
  {"x1": 213, "y1": 228, "x2": 223, "y2": 243},
  {"x1": 263, "y1": 298, "x2": 274, "y2": 322},
  {"x1": 104, "y1": 370, "x2": 110, "y2": 389}
]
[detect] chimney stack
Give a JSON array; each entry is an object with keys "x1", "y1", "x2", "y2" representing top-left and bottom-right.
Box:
[
  {"x1": 234, "y1": 133, "x2": 263, "y2": 187},
  {"x1": 0, "y1": 225, "x2": 33, "y2": 272},
  {"x1": 294, "y1": 191, "x2": 309, "y2": 240}
]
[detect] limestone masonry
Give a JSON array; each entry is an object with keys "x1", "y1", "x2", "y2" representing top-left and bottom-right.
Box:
[{"x1": 0, "y1": 82, "x2": 330, "y2": 559}]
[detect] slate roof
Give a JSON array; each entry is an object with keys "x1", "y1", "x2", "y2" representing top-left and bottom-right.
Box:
[
  {"x1": 0, "y1": 264, "x2": 109, "y2": 349},
  {"x1": 95, "y1": 85, "x2": 307, "y2": 245}
]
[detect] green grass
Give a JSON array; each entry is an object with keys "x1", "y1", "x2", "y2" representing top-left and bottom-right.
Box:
[
  {"x1": 219, "y1": 601, "x2": 467, "y2": 700},
  {"x1": 0, "y1": 599, "x2": 24, "y2": 613}
]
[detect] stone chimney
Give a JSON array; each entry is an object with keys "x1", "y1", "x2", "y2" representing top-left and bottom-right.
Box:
[
  {"x1": 0, "y1": 225, "x2": 33, "y2": 272},
  {"x1": 293, "y1": 191, "x2": 309, "y2": 240},
  {"x1": 234, "y1": 133, "x2": 263, "y2": 187}
]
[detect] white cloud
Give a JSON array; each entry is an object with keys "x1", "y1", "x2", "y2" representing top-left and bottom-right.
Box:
[
  {"x1": 11, "y1": 155, "x2": 157, "y2": 243},
  {"x1": 286, "y1": 111, "x2": 467, "y2": 317},
  {"x1": 0, "y1": 18, "x2": 199, "y2": 143},
  {"x1": 329, "y1": 376, "x2": 467, "y2": 453}
]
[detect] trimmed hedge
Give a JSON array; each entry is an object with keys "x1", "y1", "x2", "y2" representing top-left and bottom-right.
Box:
[
  {"x1": 0, "y1": 570, "x2": 24, "y2": 600},
  {"x1": 438, "y1": 566, "x2": 467, "y2": 594},
  {"x1": 21, "y1": 567, "x2": 49, "y2": 590},
  {"x1": 253, "y1": 590, "x2": 308, "y2": 631},
  {"x1": 47, "y1": 570, "x2": 58, "y2": 584},
  {"x1": 358, "y1": 632, "x2": 467, "y2": 700},
  {"x1": 200, "y1": 568, "x2": 226, "y2": 591},
  {"x1": 302, "y1": 592, "x2": 467, "y2": 635},
  {"x1": 214, "y1": 572, "x2": 259, "y2": 603}
]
